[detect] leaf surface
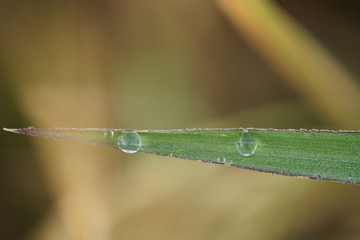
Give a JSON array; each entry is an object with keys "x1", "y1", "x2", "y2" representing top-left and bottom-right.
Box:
[{"x1": 4, "y1": 127, "x2": 360, "y2": 183}]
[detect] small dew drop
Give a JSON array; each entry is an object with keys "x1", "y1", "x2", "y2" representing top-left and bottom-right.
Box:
[
  {"x1": 117, "y1": 130, "x2": 142, "y2": 154},
  {"x1": 236, "y1": 130, "x2": 257, "y2": 156},
  {"x1": 216, "y1": 156, "x2": 226, "y2": 163},
  {"x1": 104, "y1": 130, "x2": 114, "y2": 138}
]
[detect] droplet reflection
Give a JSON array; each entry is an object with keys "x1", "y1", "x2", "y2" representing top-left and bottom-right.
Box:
[
  {"x1": 236, "y1": 130, "x2": 257, "y2": 156},
  {"x1": 117, "y1": 130, "x2": 142, "y2": 153}
]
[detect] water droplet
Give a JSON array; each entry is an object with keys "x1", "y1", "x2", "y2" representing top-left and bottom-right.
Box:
[
  {"x1": 104, "y1": 130, "x2": 114, "y2": 138},
  {"x1": 216, "y1": 156, "x2": 226, "y2": 163},
  {"x1": 236, "y1": 130, "x2": 257, "y2": 156},
  {"x1": 117, "y1": 130, "x2": 141, "y2": 154}
]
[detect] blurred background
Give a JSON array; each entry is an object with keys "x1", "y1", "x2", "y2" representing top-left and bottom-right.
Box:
[{"x1": 1, "y1": 0, "x2": 360, "y2": 239}]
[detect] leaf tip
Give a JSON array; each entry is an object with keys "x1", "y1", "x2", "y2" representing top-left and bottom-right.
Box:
[
  {"x1": 3, "y1": 128, "x2": 19, "y2": 133},
  {"x1": 3, "y1": 127, "x2": 32, "y2": 135}
]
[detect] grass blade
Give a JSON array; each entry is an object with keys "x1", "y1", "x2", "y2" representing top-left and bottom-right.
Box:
[{"x1": 4, "y1": 127, "x2": 360, "y2": 184}]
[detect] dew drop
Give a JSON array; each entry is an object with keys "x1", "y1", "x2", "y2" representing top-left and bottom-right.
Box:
[
  {"x1": 216, "y1": 156, "x2": 226, "y2": 163},
  {"x1": 117, "y1": 130, "x2": 141, "y2": 154},
  {"x1": 104, "y1": 130, "x2": 114, "y2": 138},
  {"x1": 236, "y1": 130, "x2": 257, "y2": 156}
]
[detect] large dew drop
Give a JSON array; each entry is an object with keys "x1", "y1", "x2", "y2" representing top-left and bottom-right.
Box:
[
  {"x1": 117, "y1": 130, "x2": 142, "y2": 153},
  {"x1": 236, "y1": 130, "x2": 257, "y2": 156}
]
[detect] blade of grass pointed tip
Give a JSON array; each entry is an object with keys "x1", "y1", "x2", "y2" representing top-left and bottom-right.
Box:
[
  {"x1": 3, "y1": 128, "x2": 18, "y2": 133},
  {"x1": 3, "y1": 127, "x2": 121, "y2": 148}
]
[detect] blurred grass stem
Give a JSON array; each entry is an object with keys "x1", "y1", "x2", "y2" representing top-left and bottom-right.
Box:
[{"x1": 217, "y1": 0, "x2": 360, "y2": 128}]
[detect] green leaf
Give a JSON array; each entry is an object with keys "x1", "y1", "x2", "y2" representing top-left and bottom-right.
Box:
[{"x1": 3, "y1": 127, "x2": 360, "y2": 184}]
